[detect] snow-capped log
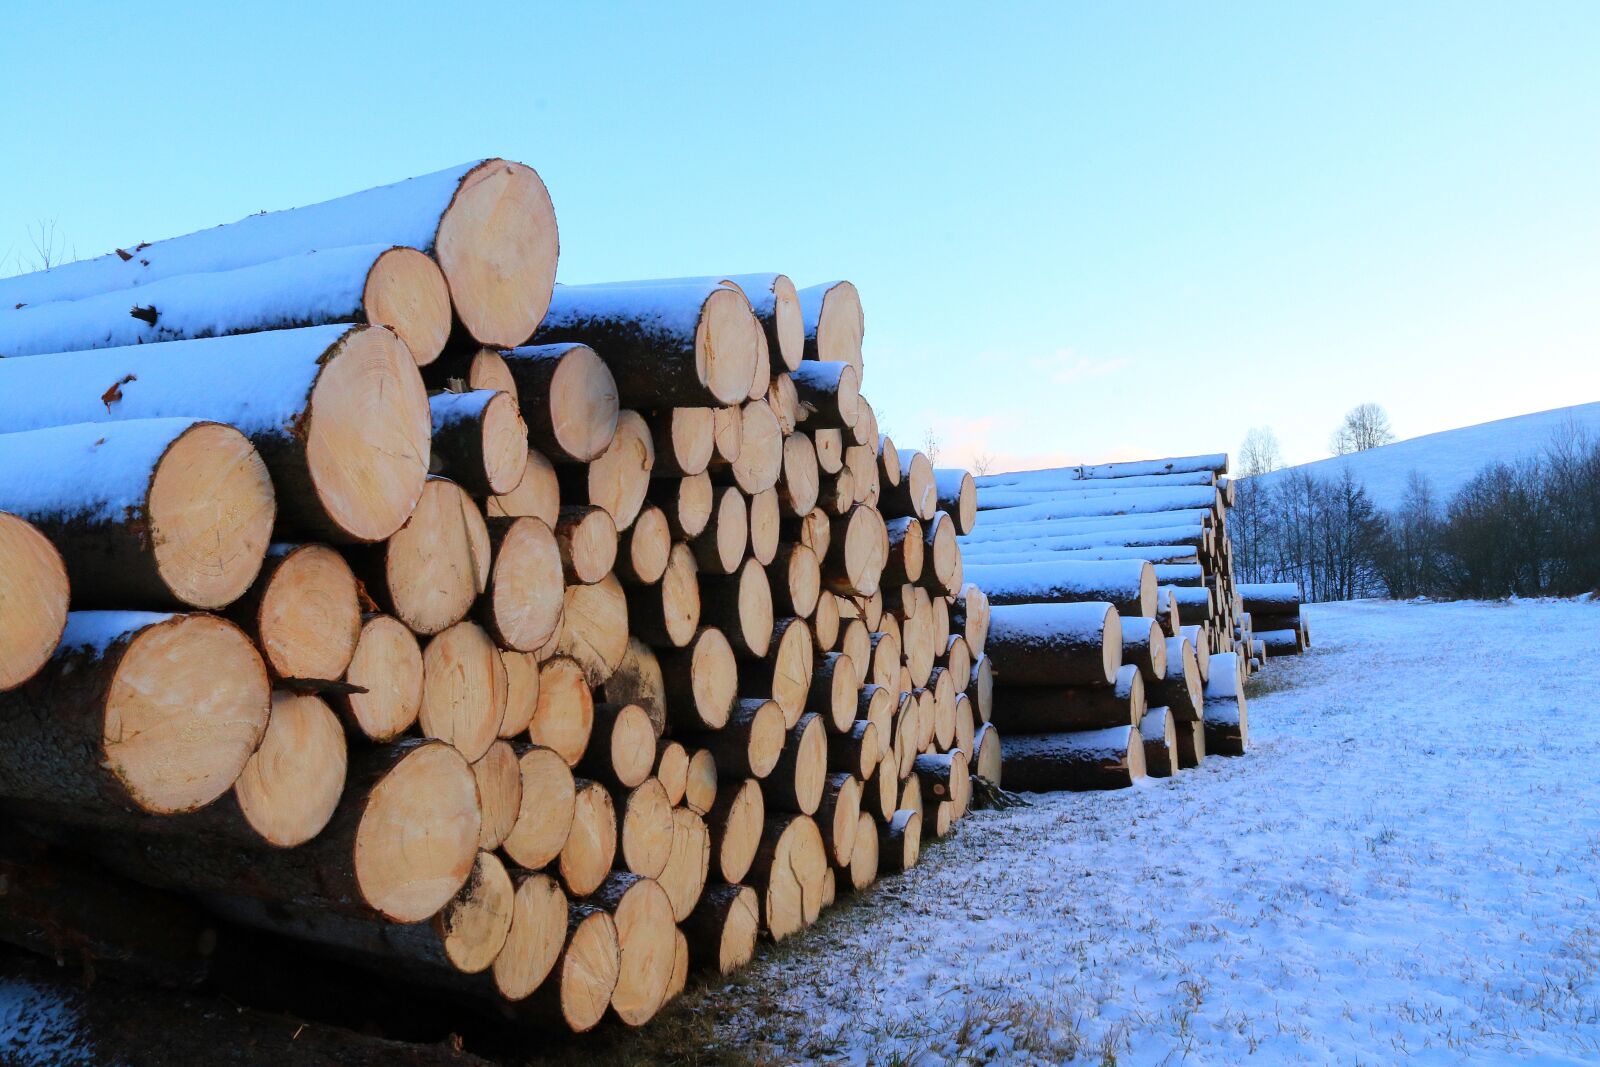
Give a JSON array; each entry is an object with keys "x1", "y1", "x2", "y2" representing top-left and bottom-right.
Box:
[
  {"x1": 1238, "y1": 581, "x2": 1302, "y2": 614},
  {"x1": 956, "y1": 510, "x2": 1213, "y2": 546},
  {"x1": 990, "y1": 662, "x2": 1145, "y2": 733},
  {"x1": 0, "y1": 513, "x2": 70, "y2": 692},
  {"x1": 682, "y1": 882, "x2": 760, "y2": 975},
  {"x1": 0, "y1": 612, "x2": 269, "y2": 820},
  {"x1": 880, "y1": 449, "x2": 936, "y2": 522},
  {"x1": 882, "y1": 517, "x2": 925, "y2": 586},
  {"x1": 919, "y1": 511, "x2": 963, "y2": 596},
  {"x1": 1175, "y1": 717, "x2": 1205, "y2": 770},
  {"x1": 0, "y1": 244, "x2": 454, "y2": 366},
  {"x1": 345, "y1": 478, "x2": 486, "y2": 638},
  {"x1": 1202, "y1": 651, "x2": 1249, "y2": 756},
  {"x1": 958, "y1": 540, "x2": 1206, "y2": 571},
  {"x1": 489, "y1": 344, "x2": 620, "y2": 464},
  {"x1": 983, "y1": 601, "x2": 1121, "y2": 687},
  {"x1": 747, "y1": 813, "x2": 829, "y2": 939},
  {"x1": 912, "y1": 749, "x2": 970, "y2": 817},
  {"x1": 1153, "y1": 563, "x2": 1206, "y2": 586},
  {"x1": 933, "y1": 468, "x2": 978, "y2": 535},
  {"x1": 0, "y1": 325, "x2": 431, "y2": 544},
  {"x1": 976, "y1": 484, "x2": 1222, "y2": 519},
  {"x1": 0, "y1": 417, "x2": 272, "y2": 611},
  {"x1": 963, "y1": 559, "x2": 1157, "y2": 618},
  {"x1": 1001, "y1": 725, "x2": 1146, "y2": 792},
  {"x1": 976, "y1": 468, "x2": 1218, "y2": 492},
  {"x1": 576, "y1": 871, "x2": 679, "y2": 1028},
  {"x1": 1119, "y1": 615, "x2": 1170, "y2": 686},
  {"x1": 1069, "y1": 453, "x2": 1229, "y2": 480},
  {"x1": 572, "y1": 272, "x2": 805, "y2": 373},
  {"x1": 428, "y1": 390, "x2": 529, "y2": 497},
  {"x1": 1180, "y1": 623, "x2": 1212, "y2": 683},
  {"x1": 790, "y1": 359, "x2": 860, "y2": 429},
  {"x1": 797, "y1": 281, "x2": 864, "y2": 374},
  {"x1": 1152, "y1": 636, "x2": 1203, "y2": 722},
  {"x1": 530, "y1": 282, "x2": 761, "y2": 407},
  {"x1": 0, "y1": 160, "x2": 559, "y2": 349},
  {"x1": 1260, "y1": 627, "x2": 1304, "y2": 656},
  {"x1": 1139, "y1": 705, "x2": 1178, "y2": 778},
  {"x1": 1162, "y1": 583, "x2": 1214, "y2": 624}
]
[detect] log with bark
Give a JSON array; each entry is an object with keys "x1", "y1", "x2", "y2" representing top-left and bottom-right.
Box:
[
  {"x1": 0, "y1": 511, "x2": 71, "y2": 691},
  {"x1": 1001, "y1": 726, "x2": 1146, "y2": 792},
  {"x1": 990, "y1": 662, "x2": 1145, "y2": 733},
  {"x1": 962, "y1": 558, "x2": 1156, "y2": 618}
]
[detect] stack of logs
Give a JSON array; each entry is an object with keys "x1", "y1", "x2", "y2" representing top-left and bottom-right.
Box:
[
  {"x1": 956, "y1": 454, "x2": 1260, "y2": 792},
  {"x1": 1236, "y1": 582, "x2": 1309, "y2": 661},
  {"x1": 0, "y1": 158, "x2": 1000, "y2": 1035}
]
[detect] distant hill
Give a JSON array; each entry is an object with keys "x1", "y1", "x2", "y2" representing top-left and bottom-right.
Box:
[{"x1": 1250, "y1": 401, "x2": 1600, "y2": 511}]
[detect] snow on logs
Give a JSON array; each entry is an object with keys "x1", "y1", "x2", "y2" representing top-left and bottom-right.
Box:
[
  {"x1": 0, "y1": 159, "x2": 1005, "y2": 1040},
  {"x1": 0, "y1": 325, "x2": 431, "y2": 543},
  {"x1": 0, "y1": 158, "x2": 559, "y2": 350}
]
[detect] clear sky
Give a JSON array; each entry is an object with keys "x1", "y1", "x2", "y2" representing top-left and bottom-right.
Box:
[{"x1": 3, "y1": 1, "x2": 1596, "y2": 471}]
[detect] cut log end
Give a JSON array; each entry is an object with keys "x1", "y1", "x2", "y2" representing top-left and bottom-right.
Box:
[
  {"x1": 256, "y1": 544, "x2": 361, "y2": 683},
  {"x1": 472, "y1": 740, "x2": 523, "y2": 851},
  {"x1": 437, "y1": 851, "x2": 515, "y2": 975},
  {"x1": 233, "y1": 691, "x2": 347, "y2": 847},
  {"x1": 0, "y1": 513, "x2": 69, "y2": 691},
  {"x1": 362, "y1": 246, "x2": 453, "y2": 366},
  {"x1": 503, "y1": 744, "x2": 577, "y2": 870},
  {"x1": 491, "y1": 871, "x2": 567, "y2": 1001},
  {"x1": 435, "y1": 159, "x2": 559, "y2": 349},
  {"x1": 420, "y1": 621, "x2": 508, "y2": 763},
  {"x1": 340, "y1": 615, "x2": 423, "y2": 741}
]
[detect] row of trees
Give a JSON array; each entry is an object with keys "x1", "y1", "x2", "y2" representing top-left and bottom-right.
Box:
[{"x1": 1234, "y1": 419, "x2": 1600, "y2": 602}]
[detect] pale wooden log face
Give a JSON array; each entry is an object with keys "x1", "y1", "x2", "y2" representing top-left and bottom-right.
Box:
[
  {"x1": 771, "y1": 276, "x2": 805, "y2": 372},
  {"x1": 659, "y1": 807, "x2": 710, "y2": 922},
  {"x1": 610, "y1": 877, "x2": 678, "y2": 1026},
  {"x1": 745, "y1": 699, "x2": 787, "y2": 780},
  {"x1": 624, "y1": 505, "x2": 671, "y2": 584},
  {"x1": 713, "y1": 778, "x2": 764, "y2": 884},
  {"x1": 498, "y1": 648, "x2": 541, "y2": 738},
  {"x1": 606, "y1": 704, "x2": 659, "y2": 788},
  {"x1": 549, "y1": 345, "x2": 622, "y2": 463},
  {"x1": 825, "y1": 774, "x2": 862, "y2": 867},
  {"x1": 435, "y1": 160, "x2": 558, "y2": 348},
  {"x1": 711, "y1": 405, "x2": 744, "y2": 466},
  {"x1": 747, "y1": 488, "x2": 781, "y2": 566},
  {"x1": 352, "y1": 741, "x2": 481, "y2": 923},
  {"x1": 848, "y1": 811, "x2": 879, "y2": 890},
  {"x1": 488, "y1": 449, "x2": 560, "y2": 525},
  {"x1": 769, "y1": 618, "x2": 815, "y2": 727},
  {"x1": 148, "y1": 423, "x2": 276, "y2": 609},
  {"x1": 385, "y1": 479, "x2": 483, "y2": 636},
  {"x1": 259, "y1": 545, "x2": 360, "y2": 681},
  {"x1": 561, "y1": 780, "x2": 618, "y2": 897},
  {"x1": 759, "y1": 815, "x2": 827, "y2": 940},
  {"x1": 620, "y1": 777, "x2": 674, "y2": 879},
  {"x1": 476, "y1": 391, "x2": 532, "y2": 495},
  {"x1": 491, "y1": 871, "x2": 567, "y2": 1000},
  {"x1": 557, "y1": 574, "x2": 630, "y2": 686},
  {"x1": 420, "y1": 621, "x2": 508, "y2": 763},
  {"x1": 343, "y1": 615, "x2": 423, "y2": 741},
  {"x1": 233, "y1": 691, "x2": 346, "y2": 847},
  {"x1": 439, "y1": 851, "x2": 515, "y2": 974},
  {"x1": 810, "y1": 282, "x2": 865, "y2": 371},
  {"x1": 779, "y1": 434, "x2": 820, "y2": 517},
  {"x1": 488, "y1": 517, "x2": 564, "y2": 652},
  {"x1": 304, "y1": 326, "x2": 431, "y2": 543},
  {"x1": 0, "y1": 513, "x2": 68, "y2": 691},
  {"x1": 683, "y1": 747, "x2": 717, "y2": 814},
  {"x1": 362, "y1": 247, "x2": 452, "y2": 366},
  {"x1": 974, "y1": 723, "x2": 1003, "y2": 785},
  {"x1": 696, "y1": 287, "x2": 763, "y2": 406},
  {"x1": 559, "y1": 911, "x2": 620, "y2": 1031},
  {"x1": 472, "y1": 741, "x2": 522, "y2": 851},
  {"x1": 689, "y1": 627, "x2": 737, "y2": 730},
  {"x1": 531, "y1": 656, "x2": 594, "y2": 767},
  {"x1": 107, "y1": 614, "x2": 271, "y2": 814},
  {"x1": 503, "y1": 745, "x2": 576, "y2": 869},
  {"x1": 732, "y1": 401, "x2": 783, "y2": 495},
  {"x1": 654, "y1": 742, "x2": 689, "y2": 805},
  {"x1": 588, "y1": 411, "x2": 654, "y2": 530}
]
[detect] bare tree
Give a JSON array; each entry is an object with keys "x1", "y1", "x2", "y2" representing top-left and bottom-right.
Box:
[
  {"x1": 921, "y1": 427, "x2": 941, "y2": 466},
  {"x1": 1238, "y1": 426, "x2": 1283, "y2": 477},
  {"x1": 1330, "y1": 403, "x2": 1395, "y2": 456},
  {"x1": 971, "y1": 451, "x2": 995, "y2": 477}
]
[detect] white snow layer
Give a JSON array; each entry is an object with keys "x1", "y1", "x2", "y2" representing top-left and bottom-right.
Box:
[
  {"x1": 538, "y1": 281, "x2": 720, "y2": 340},
  {"x1": 0, "y1": 162, "x2": 481, "y2": 308},
  {"x1": 58, "y1": 610, "x2": 176, "y2": 656},
  {"x1": 1238, "y1": 582, "x2": 1304, "y2": 607},
  {"x1": 987, "y1": 601, "x2": 1114, "y2": 643},
  {"x1": 0, "y1": 418, "x2": 214, "y2": 524},
  {"x1": 978, "y1": 485, "x2": 1220, "y2": 516},
  {"x1": 0, "y1": 324, "x2": 349, "y2": 437},
  {"x1": 962, "y1": 544, "x2": 1199, "y2": 566},
  {"x1": 963, "y1": 559, "x2": 1148, "y2": 598},
  {"x1": 698, "y1": 598, "x2": 1600, "y2": 1064},
  {"x1": 1250, "y1": 400, "x2": 1600, "y2": 511},
  {"x1": 0, "y1": 243, "x2": 396, "y2": 359},
  {"x1": 977, "y1": 469, "x2": 1217, "y2": 492}
]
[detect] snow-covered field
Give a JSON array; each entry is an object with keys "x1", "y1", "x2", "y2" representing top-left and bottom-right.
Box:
[{"x1": 712, "y1": 598, "x2": 1600, "y2": 1065}]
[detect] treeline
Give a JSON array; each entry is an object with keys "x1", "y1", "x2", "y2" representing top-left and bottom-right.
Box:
[{"x1": 1233, "y1": 432, "x2": 1600, "y2": 601}]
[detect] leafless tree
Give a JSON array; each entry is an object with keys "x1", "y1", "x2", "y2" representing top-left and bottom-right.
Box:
[
  {"x1": 1330, "y1": 403, "x2": 1395, "y2": 456},
  {"x1": 971, "y1": 451, "x2": 995, "y2": 477},
  {"x1": 921, "y1": 427, "x2": 941, "y2": 466},
  {"x1": 1238, "y1": 426, "x2": 1283, "y2": 477}
]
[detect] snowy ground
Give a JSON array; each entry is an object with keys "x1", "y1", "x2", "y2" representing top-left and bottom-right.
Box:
[{"x1": 710, "y1": 599, "x2": 1600, "y2": 1065}]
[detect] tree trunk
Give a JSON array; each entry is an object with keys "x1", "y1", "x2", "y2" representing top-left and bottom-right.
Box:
[
  {"x1": 338, "y1": 614, "x2": 424, "y2": 742},
  {"x1": 495, "y1": 343, "x2": 620, "y2": 464},
  {"x1": 963, "y1": 558, "x2": 1156, "y2": 618},
  {"x1": 983, "y1": 601, "x2": 1121, "y2": 686},
  {"x1": 990, "y1": 663, "x2": 1145, "y2": 733},
  {"x1": 681, "y1": 882, "x2": 760, "y2": 975},
  {"x1": 658, "y1": 627, "x2": 738, "y2": 731},
  {"x1": 1001, "y1": 726, "x2": 1146, "y2": 792},
  {"x1": 797, "y1": 280, "x2": 864, "y2": 373},
  {"x1": 428, "y1": 390, "x2": 528, "y2": 497}
]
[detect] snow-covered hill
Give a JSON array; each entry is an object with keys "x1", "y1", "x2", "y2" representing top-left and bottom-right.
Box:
[{"x1": 1252, "y1": 400, "x2": 1600, "y2": 510}]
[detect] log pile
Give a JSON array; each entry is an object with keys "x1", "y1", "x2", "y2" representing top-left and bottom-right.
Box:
[
  {"x1": 960, "y1": 454, "x2": 1268, "y2": 791},
  {"x1": 0, "y1": 159, "x2": 997, "y2": 1037},
  {"x1": 1236, "y1": 581, "x2": 1309, "y2": 660}
]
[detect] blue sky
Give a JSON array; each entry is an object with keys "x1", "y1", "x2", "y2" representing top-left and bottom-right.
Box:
[{"x1": 4, "y1": 2, "x2": 1596, "y2": 470}]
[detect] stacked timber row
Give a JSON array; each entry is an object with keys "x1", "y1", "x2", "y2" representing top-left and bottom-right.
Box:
[
  {"x1": 1236, "y1": 581, "x2": 1309, "y2": 661},
  {"x1": 0, "y1": 159, "x2": 998, "y2": 1036},
  {"x1": 957, "y1": 453, "x2": 1260, "y2": 791}
]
